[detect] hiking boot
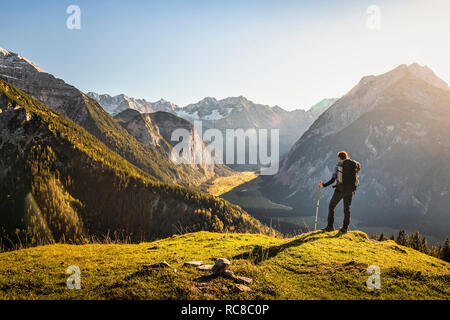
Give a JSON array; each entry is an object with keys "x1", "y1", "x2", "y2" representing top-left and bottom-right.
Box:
[
  {"x1": 322, "y1": 226, "x2": 334, "y2": 232},
  {"x1": 339, "y1": 227, "x2": 348, "y2": 234}
]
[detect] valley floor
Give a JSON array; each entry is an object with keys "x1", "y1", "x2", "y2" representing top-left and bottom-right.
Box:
[
  {"x1": 0, "y1": 231, "x2": 448, "y2": 300},
  {"x1": 221, "y1": 175, "x2": 292, "y2": 211},
  {"x1": 202, "y1": 171, "x2": 258, "y2": 197}
]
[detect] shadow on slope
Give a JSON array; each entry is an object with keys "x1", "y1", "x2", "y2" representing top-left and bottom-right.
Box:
[{"x1": 233, "y1": 230, "x2": 350, "y2": 264}]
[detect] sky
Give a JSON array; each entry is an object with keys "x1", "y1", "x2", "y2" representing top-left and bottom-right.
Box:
[{"x1": 1, "y1": 0, "x2": 449, "y2": 110}]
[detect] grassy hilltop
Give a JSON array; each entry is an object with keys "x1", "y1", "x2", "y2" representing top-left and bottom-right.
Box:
[{"x1": 0, "y1": 230, "x2": 448, "y2": 300}]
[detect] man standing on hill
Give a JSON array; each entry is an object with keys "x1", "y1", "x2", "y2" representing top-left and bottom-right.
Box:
[{"x1": 318, "y1": 151, "x2": 361, "y2": 234}]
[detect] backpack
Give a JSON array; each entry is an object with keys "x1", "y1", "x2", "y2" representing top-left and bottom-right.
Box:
[{"x1": 337, "y1": 159, "x2": 361, "y2": 193}]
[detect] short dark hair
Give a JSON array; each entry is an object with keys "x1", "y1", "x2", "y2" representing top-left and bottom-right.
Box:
[{"x1": 337, "y1": 150, "x2": 349, "y2": 160}]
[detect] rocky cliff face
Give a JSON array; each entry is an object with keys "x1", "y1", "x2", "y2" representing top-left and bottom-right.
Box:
[
  {"x1": 0, "y1": 47, "x2": 90, "y2": 124},
  {"x1": 149, "y1": 111, "x2": 217, "y2": 174},
  {"x1": 265, "y1": 64, "x2": 450, "y2": 238},
  {"x1": 114, "y1": 109, "x2": 219, "y2": 179},
  {"x1": 115, "y1": 109, "x2": 163, "y2": 147}
]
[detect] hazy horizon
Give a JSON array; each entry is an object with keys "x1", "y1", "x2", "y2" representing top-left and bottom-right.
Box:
[{"x1": 1, "y1": 0, "x2": 449, "y2": 110}]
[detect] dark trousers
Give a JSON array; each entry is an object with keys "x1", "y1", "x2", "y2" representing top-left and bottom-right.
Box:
[{"x1": 327, "y1": 190, "x2": 353, "y2": 229}]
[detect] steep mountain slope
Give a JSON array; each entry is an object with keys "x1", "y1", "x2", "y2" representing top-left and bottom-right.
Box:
[
  {"x1": 114, "y1": 109, "x2": 233, "y2": 182},
  {"x1": 265, "y1": 64, "x2": 450, "y2": 238},
  {"x1": 0, "y1": 79, "x2": 274, "y2": 250},
  {"x1": 89, "y1": 92, "x2": 336, "y2": 159},
  {"x1": 0, "y1": 231, "x2": 448, "y2": 299},
  {"x1": 114, "y1": 109, "x2": 164, "y2": 147},
  {"x1": 0, "y1": 47, "x2": 193, "y2": 185},
  {"x1": 147, "y1": 111, "x2": 213, "y2": 173}
]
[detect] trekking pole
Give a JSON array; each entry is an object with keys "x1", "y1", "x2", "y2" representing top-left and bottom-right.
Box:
[{"x1": 314, "y1": 185, "x2": 321, "y2": 231}]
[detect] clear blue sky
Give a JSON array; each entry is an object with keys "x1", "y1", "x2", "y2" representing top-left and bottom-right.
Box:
[{"x1": 1, "y1": 0, "x2": 449, "y2": 110}]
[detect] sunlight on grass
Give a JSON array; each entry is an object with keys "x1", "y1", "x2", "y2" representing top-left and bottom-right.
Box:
[
  {"x1": 0, "y1": 231, "x2": 448, "y2": 300},
  {"x1": 205, "y1": 171, "x2": 258, "y2": 196}
]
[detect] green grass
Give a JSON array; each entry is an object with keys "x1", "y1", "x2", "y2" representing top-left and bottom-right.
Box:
[{"x1": 1, "y1": 230, "x2": 448, "y2": 300}]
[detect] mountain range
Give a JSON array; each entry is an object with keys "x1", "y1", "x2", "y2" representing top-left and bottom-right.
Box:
[
  {"x1": 88, "y1": 92, "x2": 337, "y2": 160},
  {"x1": 1, "y1": 44, "x2": 449, "y2": 247},
  {"x1": 86, "y1": 92, "x2": 177, "y2": 115},
  {"x1": 0, "y1": 46, "x2": 278, "y2": 249},
  {"x1": 0, "y1": 47, "x2": 225, "y2": 186},
  {"x1": 0, "y1": 78, "x2": 273, "y2": 249}
]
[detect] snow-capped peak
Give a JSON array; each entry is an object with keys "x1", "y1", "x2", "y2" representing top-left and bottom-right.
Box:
[
  {"x1": 87, "y1": 92, "x2": 178, "y2": 115},
  {"x1": 0, "y1": 47, "x2": 10, "y2": 56},
  {"x1": 0, "y1": 46, "x2": 43, "y2": 72}
]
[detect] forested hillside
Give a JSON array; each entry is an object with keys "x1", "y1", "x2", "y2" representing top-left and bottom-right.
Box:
[{"x1": 0, "y1": 80, "x2": 275, "y2": 250}]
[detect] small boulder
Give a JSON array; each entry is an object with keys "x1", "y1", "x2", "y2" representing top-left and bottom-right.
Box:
[
  {"x1": 212, "y1": 258, "x2": 230, "y2": 274},
  {"x1": 184, "y1": 261, "x2": 203, "y2": 267},
  {"x1": 142, "y1": 261, "x2": 171, "y2": 269},
  {"x1": 234, "y1": 284, "x2": 251, "y2": 292},
  {"x1": 197, "y1": 264, "x2": 214, "y2": 271},
  {"x1": 234, "y1": 275, "x2": 253, "y2": 285}
]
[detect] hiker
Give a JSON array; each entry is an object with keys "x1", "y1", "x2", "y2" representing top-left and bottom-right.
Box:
[{"x1": 318, "y1": 151, "x2": 361, "y2": 233}]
